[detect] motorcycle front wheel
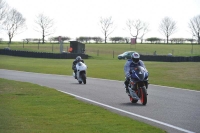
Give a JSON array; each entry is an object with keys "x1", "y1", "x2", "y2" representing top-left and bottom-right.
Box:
[
  {"x1": 80, "y1": 72, "x2": 86, "y2": 84},
  {"x1": 130, "y1": 96, "x2": 138, "y2": 103},
  {"x1": 140, "y1": 86, "x2": 147, "y2": 105},
  {"x1": 82, "y1": 74, "x2": 86, "y2": 84}
]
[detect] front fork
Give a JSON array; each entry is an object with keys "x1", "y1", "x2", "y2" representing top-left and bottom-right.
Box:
[
  {"x1": 129, "y1": 81, "x2": 148, "y2": 100},
  {"x1": 128, "y1": 86, "x2": 140, "y2": 100}
]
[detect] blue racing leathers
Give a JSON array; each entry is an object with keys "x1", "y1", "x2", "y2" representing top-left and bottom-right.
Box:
[{"x1": 124, "y1": 59, "x2": 148, "y2": 78}]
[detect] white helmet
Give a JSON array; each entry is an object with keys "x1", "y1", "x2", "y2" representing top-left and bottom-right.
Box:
[
  {"x1": 131, "y1": 52, "x2": 140, "y2": 64},
  {"x1": 76, "y1": 56, "x2": 82, "y2": 62}
]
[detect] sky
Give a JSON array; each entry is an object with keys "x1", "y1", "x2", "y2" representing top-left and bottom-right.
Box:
[{"x1": 1, "y1": 0, "x2": 200, "y2": 41}]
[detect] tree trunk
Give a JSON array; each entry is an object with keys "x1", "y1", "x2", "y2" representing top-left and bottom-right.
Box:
[
  {"x1": 135, "y1": 37, "x2": 137, "y2": 44},
  {"x1": 104, "y1": 32, "x2": 107, "y2": 43},
  {"x1": 140, "y1": 39, "x2": 143, "y2": 44},
  {"x1": 8, "y1": 34, "x2": 12, "y2": 44},
  {"x1": 167, "y1": 35, "x2": 169, "y2": 44},
  {"x1": 42, "y1": 29, "x2": 45, "y2": 44},
  {"x1": 9, "y1": 38, "x2": 11, "y2": 44}
]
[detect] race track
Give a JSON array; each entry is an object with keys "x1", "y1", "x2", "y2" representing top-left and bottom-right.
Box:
[{"x1": 0, "y1": 69, "x2": 199, "y2": 133}]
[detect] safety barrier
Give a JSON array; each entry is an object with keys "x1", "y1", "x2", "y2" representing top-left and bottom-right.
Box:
[
  {"x1": 0, "y1": 49, "x2": 200, "y2": 61},
  {"x1": 140, "y1": 55, "x2": 200, "y2": 62},
  {"x1": 0, "y1": 49, "x2": 88, "y2": 59}
]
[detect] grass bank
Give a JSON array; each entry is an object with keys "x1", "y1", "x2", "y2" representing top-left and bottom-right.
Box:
[{"x1": 0, "y1": 78, "x2": 165, "y2": 133}]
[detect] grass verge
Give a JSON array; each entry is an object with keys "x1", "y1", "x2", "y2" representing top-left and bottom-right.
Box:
[
  {"x1": 0, "y1": 55, "x2": 200, "y2": 91},
  {"x1": 0, "y1": 43, "x2": 200, "y2": 56},
  {"x1": 0, "y1": 78, "x2": 166, "y2": 133}
]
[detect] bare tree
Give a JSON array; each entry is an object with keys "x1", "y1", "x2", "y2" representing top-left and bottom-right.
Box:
[
  {"x1": 159, "y1": 17, "x2": 177, "y2": 44},
  {"x1": 2, "y1": 8, "x2": 26, "y2": 44},
  {"x1": 140, "y1": 23, "x2": 149, "y2": 43},
  {"x1": 34, "y1": 14, "x2": 55, "y2": 44},
  {"x1": 126, "y1": 19, "x2": 149, "y2": 44},
  {"x1": 0, "y1": 0, "x2": 6, "y2": 20},
  {"x1": 188, "y1": 15, "x2": 200, "y2": 44},
  {"x1": 0, "y1": 0, "x2": 8, "y2": 29},
  {"x1": 124, "y1": 37, "x2": 130, "y2": 44},
  {"x1": 100, "y1": 17, "x2": 115, "y2": 43}
]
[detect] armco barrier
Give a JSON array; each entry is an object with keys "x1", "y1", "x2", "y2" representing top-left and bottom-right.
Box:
[
  {"x1": 0, "y1": 49, "x2": 199, "y2": 61},
  {"x1": 0, "y1": 49, "x2": 88, "y2": 59},
  {"x1": 140, "y1": 55, "x2": 200, "y2": 62}
]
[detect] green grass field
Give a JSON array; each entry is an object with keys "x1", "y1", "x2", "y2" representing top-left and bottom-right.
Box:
[
  {"x1": 0, "y1": 78, "x2": 165, "y2": 133},
  {"x1": 0, "y1": 55, "x2": 199, "y2": 90},
  {"x1": 1, "y1": 42, "x2": 200, "y2": 57}
]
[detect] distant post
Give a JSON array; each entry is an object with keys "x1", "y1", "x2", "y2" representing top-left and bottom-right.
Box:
[
  {"x1": 52, "y1": 44, "x2": 54, "y2": 53},
  {"x1": 23, "y1": 40, "x2": 24, "y2": 48},
  {"x1": 130, "y1": 38, "x2": 136, "y2": 49},
  {"x1": 59, "y1": 36, "x2": 63, "y2": 53}
]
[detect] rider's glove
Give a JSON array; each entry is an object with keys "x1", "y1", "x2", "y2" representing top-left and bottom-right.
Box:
[
  {"x1": 126, "y1": 73, "x2": 131, "y2": 78},
  {"x1": 72, "y1": 66, "x2": 76, "y2": 70}
]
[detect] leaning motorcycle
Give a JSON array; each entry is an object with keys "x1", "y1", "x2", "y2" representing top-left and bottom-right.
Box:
[
  {"x1": 73, "y1": 62, "x2": 87, "y2": 84},
  {"x1": 126, "y1": 66, "x2": 148, "y2": 105}
]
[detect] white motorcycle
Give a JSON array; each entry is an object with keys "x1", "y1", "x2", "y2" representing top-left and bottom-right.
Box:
[{"x1": 73, "y1": 62, "x2": 87, "y2": 84}]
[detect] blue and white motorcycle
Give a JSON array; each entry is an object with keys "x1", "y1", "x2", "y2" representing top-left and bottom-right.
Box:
[{"x1": 127, "y1": 66, "x2": 149, "y2": 105}]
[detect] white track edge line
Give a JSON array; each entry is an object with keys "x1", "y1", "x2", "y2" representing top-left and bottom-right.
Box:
[{"x1": 59, "y1": 90, "x2": 195, "y2": 133}]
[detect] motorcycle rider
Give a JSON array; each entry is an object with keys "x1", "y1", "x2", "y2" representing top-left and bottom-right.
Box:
[
  {"x1": 72, "y1": 56, "x2": 84, "y2": 79},
  {"x1": 124, "y1": 52, "x2": 149, "y2": 93}
]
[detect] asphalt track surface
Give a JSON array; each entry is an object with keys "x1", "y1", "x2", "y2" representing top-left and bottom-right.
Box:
[{"x1": 0, "y1": 69, "x2": 200, "y2": 133}]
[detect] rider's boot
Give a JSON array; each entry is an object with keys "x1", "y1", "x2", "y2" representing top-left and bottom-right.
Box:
[
  {"x1": 124, "y1": 81, "x2": 129, "y2": 94},
  {"x1": 74, "y1": 71, "x2": 77, "y2": 79},
  {"x1": 147, "y1": 80, "x2": 149, "y2": 95}
]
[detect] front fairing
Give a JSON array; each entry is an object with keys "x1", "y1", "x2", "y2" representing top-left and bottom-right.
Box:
[
  {"x1": 131, "y1": 66, "x2": 145, "y2": 81},
  {"x1": 76, "y1": 62, "x2": 87, "y2": 71},
  {"x1": 76, "y1": 62, "x2": 87, "y2": 80}
]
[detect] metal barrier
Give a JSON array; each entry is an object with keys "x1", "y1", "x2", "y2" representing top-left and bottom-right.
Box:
[
  {"x1": 1, "y1": 49, "x2": 200, "y2": 61},
  {"x1": 0, "y1": 49, "x2": 88, "y2": 59}
]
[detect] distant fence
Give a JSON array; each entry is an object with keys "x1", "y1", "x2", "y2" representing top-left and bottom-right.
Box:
[
  {"x1": 0, "y1": 49, "x2": 88, "y2": 59},
  {"x1": 0, "y1": 49, "x2": 200, "y2": 62}
]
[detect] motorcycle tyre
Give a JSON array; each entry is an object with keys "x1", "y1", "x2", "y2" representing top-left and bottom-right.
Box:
[
  {"x1": 140, "y1": 86, "x2": 147, "y2": 105},
  {"x1": 81, "y1": 73, "x2": 86, "y2": 84},
  {"x1": 130, "y1": 96, "x2": 138, "y2": 103}
]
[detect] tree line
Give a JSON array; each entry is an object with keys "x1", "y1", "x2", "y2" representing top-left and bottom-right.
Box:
[
  {"x1": 19, "y1": 36, "x2": 196, "y2": 44},
  {"x1": 0, "y1": 0, "x2": 199, "y2": 44}
]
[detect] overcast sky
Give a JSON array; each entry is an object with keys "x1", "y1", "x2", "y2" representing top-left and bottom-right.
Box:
[{"x1": 1, "y1": 0, "x2": 200, "y2": 41}]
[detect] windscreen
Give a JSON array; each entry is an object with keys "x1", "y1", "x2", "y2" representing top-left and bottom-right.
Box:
[
  {"x1": 78, "y1": 62, "x2": 82, "y2": 66},
  {"x1": 131, "y1": 66, "x2": 145, "y2": 81}
]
